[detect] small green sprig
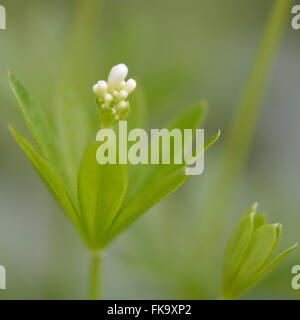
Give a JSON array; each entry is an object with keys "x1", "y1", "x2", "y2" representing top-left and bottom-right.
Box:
[
  {"x1": 7, "y1": 69, "x2": 219, "y2": 250},
  {"x1": 7, "y1": 67, "x2": 219, "y2": 299},
  {"x1": 222, "y1": 203, "x2": 297, "y2": 300}
]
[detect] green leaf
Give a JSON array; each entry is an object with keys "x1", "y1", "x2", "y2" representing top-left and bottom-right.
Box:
[
  {"x1": 78, "y1": 143, "x2": 128, "y2": 249},
  {"x1": 253, "y1": 212, "x2": 267, "y2": 230},
  {"x1": 222, "y1": 205, "x2": 256, "y2": 293},
  {"x1": 248, "y1": 242, "x2": 298, "y2": 290},
  {"x1": 229, "y1": 242, "x2": 297, "y2": 300},
  {"x1": 267, "y1": 223, "x2": 282, "y2": 262},
  {"x1": 144, "y1": 102, "x2": 209, "y2": 182},
  {"x1": 124, "y1": 132, "x2": 220, "y2": 207},
  {"x1": 9, "y1": 126, "x2": 84, "y2": 237},
  {"x1": 166, "y1": 100, "x2": 207, "y2": 165},
  {"x1": 116, "y1": 86, "x2": 148, "y2": 202},
  {"x1": 52, "y1": 86, "x2": 95, "y2": 196},
  {"x1": 126, "y1": 85, "x2": 148, "y2": 131},
  {"x1": 222, "y1": 204, "x2": 297, "y2": 300},
  {"x1": 226, "y1": 224, "x2": 278, "y2": 299},
  {"x1": 168, "y1": 100, "x2": 207, "y2": 132},
  {"x1": 124, "y1": 101, "x2": 208, "y2": 205},
  {"x1": 236, "y1": 224, "x2": 277, "y2": 276},
  {"x1": 104, "y1": 168, "x2": 188, "y2": 245},
  {"x1": 109, "y1": 103, "x2": 219, "y2": 245},
  {"x1": 184, "y1": 130, "x2": 220, "y2": 170},
  {"x1": 8, "y1": 70, "x2": 58, "y2": 166}
]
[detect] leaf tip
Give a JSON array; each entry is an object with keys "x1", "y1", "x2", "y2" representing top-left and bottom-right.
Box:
[
  {"x1": 7, "y1": 68, "x2": 14, "y2": 81},
  {"x1": 8, "y1": 123, "x2": 16, "y2": 134},
  {"x1": 292, "y1": 242, "x2": 298, "y2": 249},
  {"x1": 199, "y1": 99, "x2": 209, "y2": 110},
  {"x1": 252, "y1": 202, "x2": 259, "y2": 211}
]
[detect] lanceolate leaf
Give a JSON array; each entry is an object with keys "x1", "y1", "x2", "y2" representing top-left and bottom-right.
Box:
[
  {"x1": 248, "y1": 243, "x2": 298, "y2": 291},
  {"x1": 229, "y1": 224, "x2": 278, "y2": 297},
  {"x1": 164, "y1": 101, "x2": 207, "y2": 168},
  {"x1": 183, "y1": 129, "x2": 220, "y2": 173},
  {"x1": 126, "y1": 85, "x2": 147, "y2": 131},
  {"x1": 9, "y1": 126, "x2": 85, "y2": 239},
  {"x1": 168, "y1": 101, "x2": 207, "y2": 132},
  {"x1": 78, "y1": 143, "x2": 128, "y2": 249},
  {"x1": 100, "y1": 131, "x2": 219, "y2": 246},
  {"x1": 125, "y1": 102, "x2": 211, "y2": 203},
  {"x1": 123, "y1": 101, "x2": 207, "y2": 206},
  {"x1": 253, "y1": 213, "x2": 267, "y2": 230},
  {"x1": 222, "y1": 204, "x2": 297, "y2": 300},
  {"x1": 222, "y1": 207, "x2": 255, "y2": 292},
  {"x1": 53, "y1": 86, "x2": 95, "y2": 196},
  {"x1": 267, "y1": 223, "x2": 282, "y2": 262},
  {"x1": 104, "y1": 168, "x2": 188, "y2": 245},
  {"x1": 227, "y1": 243, "x2": 297, "y2": 300},
  {"x1": 107, "y1": 104, "x2": 219, "y2": 245},
  {"x1": 118, "y1": 86, "x2": 148, "y2": 202},
  {"x1": 8, "y1": 70, "x2": 58, "y2": 167},
  {"x1": 145, "y1": 130, "x2": 220, "y2": 187}
]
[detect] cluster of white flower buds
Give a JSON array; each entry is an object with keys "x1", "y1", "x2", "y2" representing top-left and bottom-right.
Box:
[{"x1": 93, "y1": 63, "x2": 136, "y2": 127}]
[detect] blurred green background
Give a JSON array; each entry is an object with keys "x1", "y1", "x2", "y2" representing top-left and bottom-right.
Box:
[{"x1": 0, "y1": 0, "x2": 300, "y2": 299}]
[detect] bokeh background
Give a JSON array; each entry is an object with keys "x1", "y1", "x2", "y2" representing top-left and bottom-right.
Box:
[{"x1": 0, "y1": 0, "x2": 300, "y2": 299}]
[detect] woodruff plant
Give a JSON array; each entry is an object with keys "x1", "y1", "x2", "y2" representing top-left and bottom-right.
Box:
[
  {"x1": 7, "y1": 0, "x2": 296, "y2": 300},
  {"x1": 222, "y1": 204, "x2": 297, "y2": 299},
  {"x1": 8, "y1": 64, "x2": 219, "y2": 299}
]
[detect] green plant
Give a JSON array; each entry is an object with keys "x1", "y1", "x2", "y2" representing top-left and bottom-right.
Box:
[
  {"x1": 8, "y1": 65, "x2": 219, "y2": 299},
  {"x1": 5, "y1": 0, "x2": 297, "y2": 301},
  {"x1": 222, "y1": 204, "x2": 297, "y2": 299},
  {"x1": 106, "y1": 0, "x2": 297, "y2": 300}
]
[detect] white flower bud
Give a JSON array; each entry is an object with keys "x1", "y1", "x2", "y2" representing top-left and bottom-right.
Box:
[
  {"x1": 118, "y1": 90, "x2": 128, "y2": 100},
  {"x1": 124, "y1": 79, "x2": 136, "y2": 94},
  {"x1": 93, "y1": 84, "x2": 98, "y2": 94},
  {"x1": 108, "y1": 63, "x2": 128, "y2": 88},
  {"x1": 101, "y1": 102, "x2": 110, "y2": 110},
  {"x1": 93, "y1": 80, "x2": 108, "y2": 97},
  {"x1": 112, "y1": 90, "x2": 119, "y2": 97},
  {"x1": 104, "y1": 93, "x2": 113, "y2": 103},
  {"x1": 97, "y1": 80, "x2": 108, "y2": 91},
  {"x1": 93, "y1": 64, "x2": 135, "y2": 127},
  {"x1": 117, "y1": 100, "x2": 128, "y2": 110}
]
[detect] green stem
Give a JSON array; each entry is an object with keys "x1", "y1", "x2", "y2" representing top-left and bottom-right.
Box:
[
  {"x1": 215, "y1": 0, "x2": 292, "y2": 202},
  {"x1": 200, "y1": 0, "x2": 292, "y2": 236},
  {"x1": 60, "y1": 0, "x2": 103, "y2": 93},
  {"x1": 90, "y1": 252, "x2": 101, "y2": 300},
  {"x1": 190, "y1": 0, "x2": 292, "y2": 287}
]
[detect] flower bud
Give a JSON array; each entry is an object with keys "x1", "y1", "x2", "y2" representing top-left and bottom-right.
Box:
[
  {"x1": 93, "y1": 80, "x2": 108, "y2": 97},
  {"x1": 108, "y1": 64, "x2": 128, "y2": 88},
  {"x1": 118, "y1": 90, "x2": 128, "y2": 100},
  {"x1": 117, "y1": 100, "x2": 128, "y2": 110},
  {"x1": 104, "y1": 93, "x2": 113, "y2": 103},
  {"x1": 124, "y1": 79, "x2": 136, "y2": 94},
  {"x1": 93, "y1": 63, "x2": 136, "y2": 127}
]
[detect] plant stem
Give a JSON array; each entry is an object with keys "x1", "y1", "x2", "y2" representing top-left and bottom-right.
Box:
[
  {"x1": 90, "y1": 252, "x2": 101, "y2": 300},
  {"x1": 190, "y1": 0, "x2": 292, "y2": 291},
  {"x1": 200, "y1": 0, "x2": 292, "y2": 238},
  {"x1": 60, "y1": 0, "x2": 103, "y2": 93},
  {"x1": 214, "y1": 0, "x2": 292, "y2": 205}
]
